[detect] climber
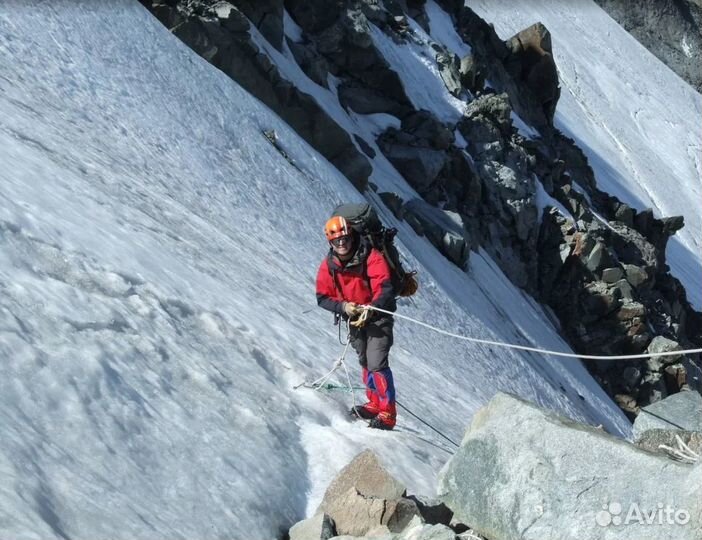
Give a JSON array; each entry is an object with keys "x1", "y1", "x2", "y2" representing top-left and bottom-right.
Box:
[{"x1": 315, "y1": 215, "x2": 398, "y2": 430}]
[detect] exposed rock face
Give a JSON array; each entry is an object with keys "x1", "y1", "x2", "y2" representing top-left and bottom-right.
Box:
[
  {"x1": 457, "y1": 11, "x2": 560, "y2": 129},
  {"x1": 593, "y1": 0, "x2": 702, "y2": 92},
  {"x1": 529, "y1": 129, "x2": 701, "y2": 413},
  {"x1": 438, "y1": 392, "x2": 702, "y2": 540},
  {"x1": 458, "y1": 93, "x2": 538, "y2": 290}
]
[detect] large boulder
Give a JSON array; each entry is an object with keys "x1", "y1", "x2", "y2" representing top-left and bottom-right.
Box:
[
  {"x1": 316, "y1": 450, "x2": 421, "y2": 536},
  {"x1": 289, "y1": 513, "x2": 336, "y2": 540},
  {"x1": 438, "y1": 392, "x2": 702, "y2": 540},
  {"x1": 319, "y1": 450, "x2": 406, "y2": 512},
  {"x1": 503, "y1": 22, "x2": 560, "y2": 124},
  {"x1": 633, "y1": 390, "x2": 702, "y2": 439}
]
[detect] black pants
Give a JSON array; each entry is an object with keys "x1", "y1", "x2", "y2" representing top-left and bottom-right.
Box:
[{"x1": 349, "y1": 316, "x2": 394, "y2": 372}]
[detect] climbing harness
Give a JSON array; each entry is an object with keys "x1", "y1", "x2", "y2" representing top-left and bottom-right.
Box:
[{"x1": 361, "y1": 305, "x2": 702, "y2": 361}]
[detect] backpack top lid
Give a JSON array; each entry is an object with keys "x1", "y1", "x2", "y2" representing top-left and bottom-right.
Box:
[{"x1": 332, "y1": 202, "x2": 382, "y2": 235}]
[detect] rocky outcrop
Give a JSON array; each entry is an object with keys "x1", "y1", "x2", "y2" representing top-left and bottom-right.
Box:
[
  {"x1": 291, "y1": 395, "x2": 701, "y2": 540},
  {"x1": 456, "y1": 11, "x2": 560, "y2": 129},
  {"x1": 593, "y1": 0, "x2": 702, "y2": 92},
  {"x1": 458, "y1": 93, "x2": 539, "y2": 289},
  {"x1": 287, "y1": 449, "x2": 480, "y2": 539},
  {"x1": 529, "y1": 130, "x2": 701, "y2": 414},
  {"x1": 438, "y1": 392, "x2": 702, "y2": 540}
]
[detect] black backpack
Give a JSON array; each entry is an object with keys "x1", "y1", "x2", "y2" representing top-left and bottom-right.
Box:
[{"x1": 331, "y1": 202, "x2": 417, "y2": 297}]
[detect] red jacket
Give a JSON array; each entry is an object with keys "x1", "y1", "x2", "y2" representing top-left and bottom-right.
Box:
[{"x1": 316, "y1": 242, "x2": 396, "y2": 316}]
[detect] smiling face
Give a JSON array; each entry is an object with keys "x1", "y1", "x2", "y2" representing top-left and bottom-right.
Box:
[{"x1": 330, "y1": 234, "x2": 354, "y2": 258}]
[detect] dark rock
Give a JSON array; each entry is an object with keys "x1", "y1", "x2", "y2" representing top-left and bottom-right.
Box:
[
  {"x1": 601, "y1": 267, "x2": 623, "y2": 283},
  {"x1": 353, "y1": 134, "x2": 376, "y2": 158},
  {"x1": 378, "y1": 192, "x2": 405, "y2": 219},
  {"x1": 459, "y1": 54, "x2": 484, "y2": 92},
  {"x1": 338, "y1": 81, "x2": 410, "y2": 116},
  {"x1": 614, "y1": 203, "x2": 635, "y2": 226},
  {"x1": 623, "y1": 263, "x2": 649, "y2": 287},
  {"x1": 503, "y1": 22, "x2": 560, "y2": 124},
  {"x1": 622, "y1": 366, "x2": 642, "y2": 392},
  {"x1": 231, "y1": 0, "x2": 284, "y2": 50},
  {"x1": 405, "y1": 199, "x2": 470, "y2": 267},
  {"x1": 406, "y1": 495, "x2": 454, "y2": 526},
  {"x1": 285, "y1": 0, "x2": 345, "y2": 33},
  {"x1": 609, "y1": 222, "x2": 658, "y2": 271},
  {"x1": 379, "y1": 143, "x2": 447, "y2": 191},
  {"x1": 287, "y1": 39, "x2": 331, "y2": 87},
  {"x1": 401, "y1": 111, "x2": 455, "y2": 150},
  {"x1": 436, "y1": 50, "x2": 462, "y2": 97}
]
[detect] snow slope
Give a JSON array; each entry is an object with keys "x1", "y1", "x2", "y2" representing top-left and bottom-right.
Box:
[
  {"x1": 469, "y1": 0, "x2": 702, "y2": 309},
  {"x1": 1, "y1": 2, "x2": 632, "y2": 539}
]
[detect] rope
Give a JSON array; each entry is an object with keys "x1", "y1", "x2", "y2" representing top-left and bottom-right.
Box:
[
  {"x1": 362, "y1": 305, "x2": 702, "y2": 361},
  {"x1": 396, "y1": 399, "x2": 460, "y2": 448},
  {"x1": 638, "y1": 408, "x2": 687, "y2": 431}
]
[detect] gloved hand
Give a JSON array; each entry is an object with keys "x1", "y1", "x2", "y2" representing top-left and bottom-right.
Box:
[
  {"x1": 343, "y1": 302, "x2": 360, "y2": 317},
  {"x1": 349, "y1": 306, "x2": 370, "y2": 328}
]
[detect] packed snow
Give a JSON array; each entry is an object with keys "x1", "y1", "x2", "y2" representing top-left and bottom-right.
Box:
[
  {"x1": 0, "y1": 1, "x2": 676, "y2": 538},
  {"x1": 468, "y1": 0, "x2": 702, "y2": 309}
]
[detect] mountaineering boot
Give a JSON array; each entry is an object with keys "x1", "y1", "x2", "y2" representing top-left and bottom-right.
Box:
[
  {"x1": 350, "y1": 402, "x2": 380, "y2": 419},
  {"x1": 368, "y1": 411, "x2": 396, "y2": 430}
]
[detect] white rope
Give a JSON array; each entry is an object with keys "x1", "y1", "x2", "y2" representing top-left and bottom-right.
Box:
[
  {"x1": 362, "y1": 305, "x2": 702, "y2": 361},
  {"x1": 293, "y1": 341, "x2": 351, "y2": 390},
  {"x1": 659, "y1": 434, "x2": 700, "y2": 463}
]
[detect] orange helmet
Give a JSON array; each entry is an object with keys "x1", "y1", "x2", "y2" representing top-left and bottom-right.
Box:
[{"x1": 324, "y1": 215, "x2": 350, "y2": 241}]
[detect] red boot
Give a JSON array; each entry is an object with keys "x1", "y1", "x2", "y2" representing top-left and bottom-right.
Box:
[{"x1": 368, "y1": 402, "x2": 396, "y2": 430}]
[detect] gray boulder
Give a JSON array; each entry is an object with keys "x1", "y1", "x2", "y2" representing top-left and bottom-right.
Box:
[
  {"x1": 633, "y1": 390, "x2": 702, "y2": 439},
  {"x1": 319, "y1": 450, "x2": 406, "y2": 512},
  {"x1": 315, "y1": 450, "x2": 423, "y2": 537},
  {"x1": 438, "y1": 392, "x2": 702, "y2": 540},
  {"x1": 323, "y1": 487, "x2": 420, "y2": 536},
  {"x1": 644, "y1": 336, "x2": 682, "y2": 373},
  {"x1": 289, "y1": 513, "x2": 336, "y2": 540}
]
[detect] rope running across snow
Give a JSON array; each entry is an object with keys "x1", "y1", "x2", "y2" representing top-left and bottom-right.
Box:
[{"x1": 362, "y1": 305, "x2": 702, "y2": 361}]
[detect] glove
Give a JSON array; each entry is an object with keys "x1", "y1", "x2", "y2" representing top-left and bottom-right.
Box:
[
  {"x1": 343, "y1": 302, "x2": 360, "y2": 317},
  {"x1": 349, "y1": 306, "x2": 371, "y2": 328}
]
